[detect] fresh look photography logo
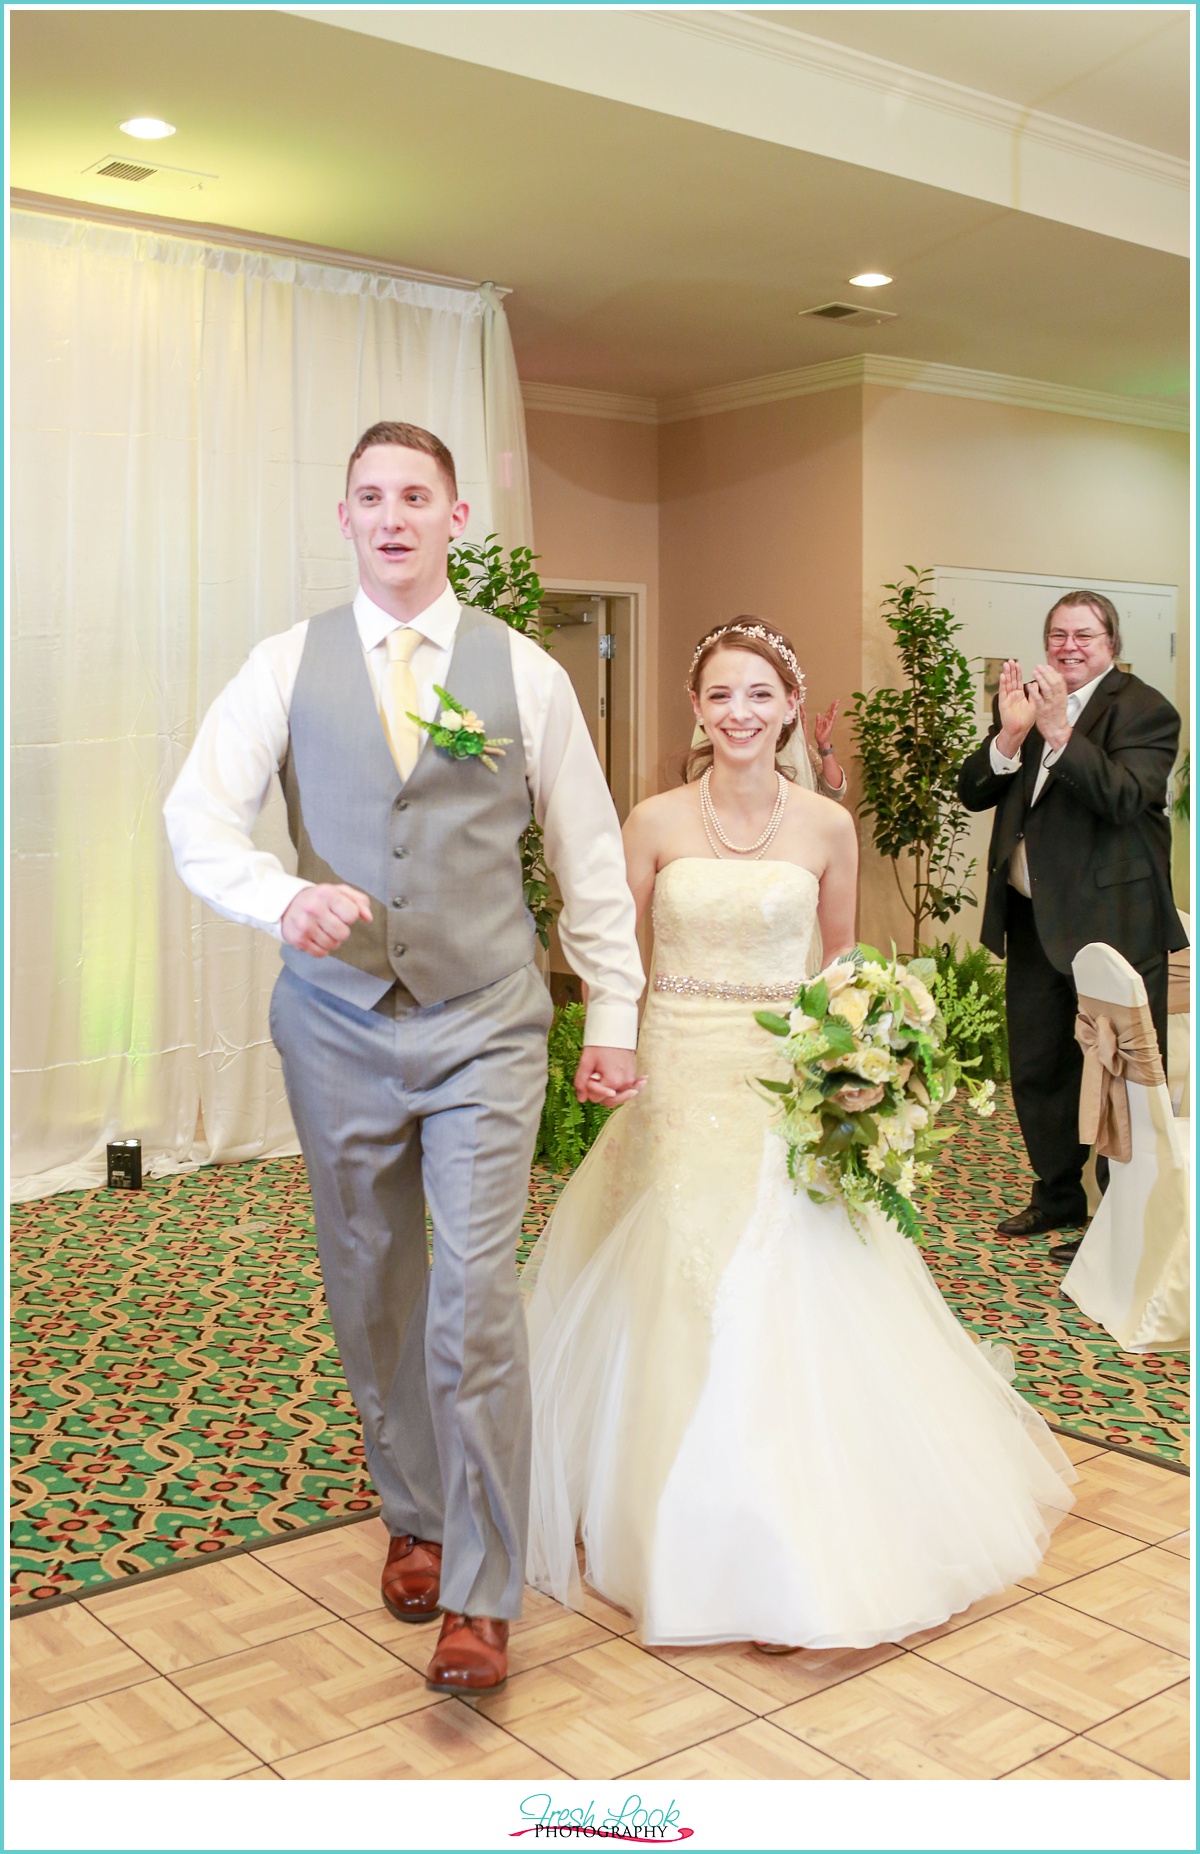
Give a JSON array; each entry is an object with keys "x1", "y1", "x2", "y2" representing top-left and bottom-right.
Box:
[{"x1": 511, "y1": 1792, "x2": 694, "y2": 1842}]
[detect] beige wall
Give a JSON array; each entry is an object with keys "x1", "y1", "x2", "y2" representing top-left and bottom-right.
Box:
[
  {"x1": 525, "y1": 407, "x2": 661, "y2": 797},
  {"x1": 656, "y1": 388, "x2": 864, "y2": 787},
  {"x1": 860, "y1": 387, "x2": 1191, "y2": 946}
]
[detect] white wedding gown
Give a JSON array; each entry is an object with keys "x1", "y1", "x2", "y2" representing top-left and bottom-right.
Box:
[{"x1": 523, "y1": 860, "x2": 1075, "y2": 1648}]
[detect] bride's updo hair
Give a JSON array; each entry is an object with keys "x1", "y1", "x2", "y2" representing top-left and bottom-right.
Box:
[{"x1": 684, "y1": 618, "x2": 806, "y2": 784}]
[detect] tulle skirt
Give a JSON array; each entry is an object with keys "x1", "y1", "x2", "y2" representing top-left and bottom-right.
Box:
[{"x1": 525, "y1": 1125, "x2": 1075, "y2": 1649}]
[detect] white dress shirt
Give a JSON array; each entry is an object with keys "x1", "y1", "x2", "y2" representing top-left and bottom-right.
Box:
[
  {"x1": 988, "y1": 668, "x2": 1108, "y2": 898},
  {"x1": 164, "y1": 582, "x2": 644, "y2": 1048}
]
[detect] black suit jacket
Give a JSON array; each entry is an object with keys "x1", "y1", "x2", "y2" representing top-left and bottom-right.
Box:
[{"x1": 958, "y1": 667, "x2": 1186, "y2": 974}]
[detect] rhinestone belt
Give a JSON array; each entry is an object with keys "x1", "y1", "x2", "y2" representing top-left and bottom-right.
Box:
[{"x1": 653, "y1": 973, "x2": 802, "y2": 1002}]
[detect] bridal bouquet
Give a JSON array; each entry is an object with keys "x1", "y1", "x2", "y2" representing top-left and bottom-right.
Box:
[{"x1": 755, "y1": 947, "x2": 996, "y2": 1241}]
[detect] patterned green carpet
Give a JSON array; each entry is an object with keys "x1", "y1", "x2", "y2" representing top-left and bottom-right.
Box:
[{"x1": 10, "y1": 1090, "x2": 1188, "y2": 1610}]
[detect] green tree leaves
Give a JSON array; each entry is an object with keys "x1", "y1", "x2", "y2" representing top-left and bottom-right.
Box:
[{"x1": 849, "y1": 569, "x2": 978, "y2": 950}]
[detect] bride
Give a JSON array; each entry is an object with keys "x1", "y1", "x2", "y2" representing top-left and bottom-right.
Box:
[{"x1": 524, "y1": 619, "x2": 1075, "y2": 1650}]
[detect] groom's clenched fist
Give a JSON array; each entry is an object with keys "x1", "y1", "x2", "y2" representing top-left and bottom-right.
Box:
[{"x1": 282, "y1": 883, "x2": 373, "y2": 956}]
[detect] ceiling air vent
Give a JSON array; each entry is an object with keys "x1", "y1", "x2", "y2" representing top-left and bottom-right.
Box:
[
  {"x1": 82, "y1": 155, "x2": 217, "y2": 193},
  {"x1": 95, "y1": 160, "x2": 155, "y2": 183},
  {"x1": 798, "y1": 301, "x2": 898, "y2": 326}
]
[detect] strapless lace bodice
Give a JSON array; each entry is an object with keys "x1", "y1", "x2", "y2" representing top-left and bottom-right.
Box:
[{"x1": 651, "y1": 859, "x2": 818, "y2": 994}]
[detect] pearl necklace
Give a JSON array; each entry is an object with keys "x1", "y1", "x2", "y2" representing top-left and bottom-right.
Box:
[{"x1": 700, "y1": 769, "x2": 788, "y2": 859}]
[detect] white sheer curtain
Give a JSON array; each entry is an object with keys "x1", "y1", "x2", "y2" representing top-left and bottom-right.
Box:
[{"x1": 10, "y1": 209, "x2": 534, "y2": 1199}]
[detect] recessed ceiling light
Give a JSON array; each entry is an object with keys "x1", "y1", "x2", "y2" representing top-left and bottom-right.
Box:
[
  {"x1": 849, "y1": 272, "x2": 892, "y2": 289},
  {"x1": 119, "y1": 117, "x2": 176, "y2": 140}
]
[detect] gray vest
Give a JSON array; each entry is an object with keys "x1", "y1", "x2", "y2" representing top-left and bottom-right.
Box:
[{"x1": 279, "y1": 602, "x2": 535, "y2": 1008}]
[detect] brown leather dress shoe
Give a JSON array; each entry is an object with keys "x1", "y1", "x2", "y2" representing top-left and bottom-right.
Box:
[
  {"x1": 381, "y1": 1534, "x2": 443, "y2": 1623},
  {"x1": 425, "y1": 1611, "x2": 509, "y2": 1694}
]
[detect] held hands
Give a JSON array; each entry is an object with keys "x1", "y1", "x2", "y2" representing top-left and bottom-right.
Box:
[
  {"x1": 281, "y1": 883, "x2": 373, "y2": 956},
  {"x1": 574, "y1": 1046, "x2": 647, "y2": 1107}
]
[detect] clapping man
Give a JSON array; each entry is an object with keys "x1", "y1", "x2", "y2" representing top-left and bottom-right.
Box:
[{"x1": 958, "y1": 591, "x2": 1186, "y2": 1261}]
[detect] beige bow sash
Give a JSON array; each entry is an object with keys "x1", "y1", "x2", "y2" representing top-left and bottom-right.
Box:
[{"x1": 1075, "y1": 994, "x2": 1165, "y2": 1164}]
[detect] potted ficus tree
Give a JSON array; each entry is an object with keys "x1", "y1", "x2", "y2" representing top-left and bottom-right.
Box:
[
  {"x1": 448, "y1": 536, "x2": 611, "y2": 1168},
  {"x1": 447, "y1": 534, "x2": 555, "y2": 947},
  {"x1": 849, "y1": 568, "x2": 980, "y2": 954}
]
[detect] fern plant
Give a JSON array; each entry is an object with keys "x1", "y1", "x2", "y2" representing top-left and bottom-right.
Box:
[
  {"x1": 534, "y1": 1003, "x2": 613, "y2": 1172},
  {"x1": 448, "y1": 534, "x2": 558, "y2": 947},
  {"x1": 919, "y1": 935, "x2": 1009, "y2": 1085}
]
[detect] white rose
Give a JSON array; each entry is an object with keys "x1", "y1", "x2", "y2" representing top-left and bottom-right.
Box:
[
  {"x1": 901, "y1": 975, "x2": 937, "y2": 1024},
  {"x1": 823, "y1": 961, "x2": 858, "y2": 996},
  {"x1": 852, "y1": 1047, "x2": 892, "y2": 1083},
  {"x1": 789, "y1": 1008, "x2": 818, "y2": 1035},
  {"x1": 832, "y1": 987, "x2": 870, "y2": 1031},
  {"x1": 439, "y1": 712, "x2": 465, "y2": 734},
  {"x1": 878, "y1": 1112, "x2": 915, "y2": 1153}
]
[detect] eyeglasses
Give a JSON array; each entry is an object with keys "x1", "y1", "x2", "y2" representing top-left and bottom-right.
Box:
[{"x1": 1047, "y1": 630, "x2": 1106, "y2": 646}]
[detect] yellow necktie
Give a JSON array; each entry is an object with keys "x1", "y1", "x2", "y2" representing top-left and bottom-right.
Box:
[{"x1": 382, "y1": 627, "x2": 423, "y2": 780}]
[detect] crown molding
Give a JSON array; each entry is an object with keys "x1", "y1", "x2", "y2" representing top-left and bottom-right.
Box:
[
  {"x1": 857, "y1": 355, "x2": 1189, "y2": 433},
  {"x1": 521, "y1": 380, "x2": 660, "y2": 425},
  {"x1": 524, "y1": 357, "x2": 1187, "y2": 435},
  {"x1": 659, "y1": 358, "x2": 866, "y2": 422},
  {"x1": 9, "y1": 190, "x2": 508, "y2": 296},
  {"x1": 650, "y1": 10, "x2": 1189, "y2": 191}
]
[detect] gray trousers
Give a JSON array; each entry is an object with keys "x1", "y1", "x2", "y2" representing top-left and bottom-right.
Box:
[{"x1": 270, "y1": 960, "x2": 552, "y2": 1619}]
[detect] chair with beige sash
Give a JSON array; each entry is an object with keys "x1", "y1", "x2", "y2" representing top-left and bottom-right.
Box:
[{"x1": 1061, "y1": 943, "x2": 1190, "y2": 1352}]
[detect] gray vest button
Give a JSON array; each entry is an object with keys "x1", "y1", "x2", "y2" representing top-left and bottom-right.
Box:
[
  {"x1": 392, "y1": 846, "x2": 407, "y2": 858},
  {"x1": 393, "y1": 945, "x2": 406, "y2": 958},
  {"x1": 392, "y1": 898, "x2": 406, "y2": 909}
]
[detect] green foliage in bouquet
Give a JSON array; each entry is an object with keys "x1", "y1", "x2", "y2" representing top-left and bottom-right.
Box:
[
  {"x1": 448, "y1": 534, "x2": 558, "y2": 947},
  {"x1": 919, "y1": 936, "x2": 1009, "y2": 1085},
  {"x1": 755, "y1": 946, "x2": 996, "y2": 1244},
  {"x1": 535, "y1": 1003, "x2": 613, "y2": 1174}
]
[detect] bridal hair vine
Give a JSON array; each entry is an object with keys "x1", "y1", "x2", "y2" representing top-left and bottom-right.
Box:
[{"x1": 688, "y1": 624, "x2": 806, "y2": 702}]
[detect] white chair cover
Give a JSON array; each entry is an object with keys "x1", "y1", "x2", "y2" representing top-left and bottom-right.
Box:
[
  {"x1": 1166, "y1": 910, "x2": 1190, "y2": 1117},
  {"x1": 1062, "y1": 944, "x2": 1190, "y2": 1353}
]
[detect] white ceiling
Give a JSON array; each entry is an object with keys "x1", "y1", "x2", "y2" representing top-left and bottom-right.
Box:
[
  {"x1": 754, "y1": 8, "x2": 1191, "y2": 157},
  {"x1": 8, "y1": 7, "x2": 1190, "y2": 409}
]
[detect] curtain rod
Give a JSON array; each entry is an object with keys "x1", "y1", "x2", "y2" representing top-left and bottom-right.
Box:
[{"x1": 10, "y1": 191, "x2": 511, "y2": 297}]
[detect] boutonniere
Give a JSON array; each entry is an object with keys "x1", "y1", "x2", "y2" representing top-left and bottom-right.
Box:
[{"x1": 409, "y1": 686, "x2": 513, "y2": 772}]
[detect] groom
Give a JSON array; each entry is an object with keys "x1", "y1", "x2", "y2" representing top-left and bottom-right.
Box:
[{"x1": 165, "y1": 420, "x2": 643, "y2": 1693}]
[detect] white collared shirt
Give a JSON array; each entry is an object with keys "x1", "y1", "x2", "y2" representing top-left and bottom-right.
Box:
[
  {"x1": 164, "y1": 582, "x2": 644, "y2": 1047},
  {"x1": 988, "y1": 667, "x2": 1109, "y2": 897}
]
